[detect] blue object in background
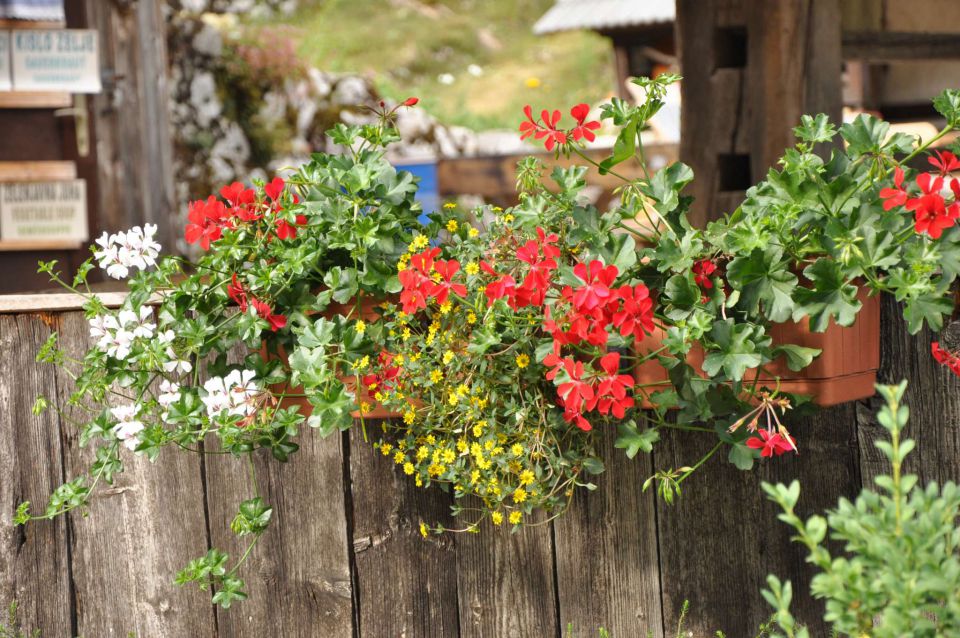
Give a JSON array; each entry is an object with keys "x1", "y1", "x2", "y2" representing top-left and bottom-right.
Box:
[{"x1": 397, "y1": 161, "x2": 439, "y2": 226}]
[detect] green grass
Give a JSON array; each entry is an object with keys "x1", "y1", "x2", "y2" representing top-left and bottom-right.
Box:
[{"x1": 255, "y1": 0, "x2": 614, "y2": 130}]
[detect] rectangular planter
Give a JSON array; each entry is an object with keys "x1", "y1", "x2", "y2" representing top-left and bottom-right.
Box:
[{"x1": 634, "y1": 288, "x2": 880, "y2": 407}]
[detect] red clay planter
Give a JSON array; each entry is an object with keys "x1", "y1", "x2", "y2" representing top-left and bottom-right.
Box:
[{"x1": 635, "y1": 288, "x2": 881, "y2": 407}]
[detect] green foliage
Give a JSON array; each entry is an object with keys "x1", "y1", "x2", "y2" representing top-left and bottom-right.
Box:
[
  {"x1": 0, "y1": 602, "x2": 40, "y2": 638},
  {"x1": 763, "y1": 382, "x2": 960, "y2": 637}
]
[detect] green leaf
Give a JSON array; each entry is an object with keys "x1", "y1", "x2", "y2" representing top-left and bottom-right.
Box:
[
  {"x1": 231, "y1": 497, "x2": 273, "y2": 536},
  {"x1": 793, "y1": 258, "x2": 861, "y2": 331},
  {"x1": 725, "y1": 247, "x2": 797, "y2": 322},
  {"x1": 729, "y1": 442, "x2": 755, "y2": 470},
  {"x1": 793, "y1": 113, "x2": 837, "y2": 145},
  {"x1": 773, "y1": 344, "x2": 822, "y2": 372},
  {"x1": 581, "y1": 457, "x2": 605, "y2": 475},
  {"x1": 840, "y1": 113, "x2": 915, "y2": 160},
  {"x1": 642, "y1": 162, "x2": 695, "y2": 214},
  {"x1": 702, "y1": 319, "x2": 764, "y2": 381},
  {"x1": 599, "y1": 119, "x2": 637, "y2": 174},
  {"x1": 934, "y1": 89, "x2": 960, "y2": 127},
  {"x1": 614, "y1": 421, "x2": 660, "y2": 459},
  {"x1": 902, "y1": 292, "x2": 954, "y2": 333}
]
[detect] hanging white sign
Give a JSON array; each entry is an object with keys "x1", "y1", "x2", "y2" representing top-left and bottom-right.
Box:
[
  {"x1": 0, "y1": 180, "x2": 88, "y2": 242},
  {"x1": 0, "y1": 32, "x2": 10, "y2": 91},
  {"x1": 10, "y1": 30, "x2": 100, "y2": 93}
]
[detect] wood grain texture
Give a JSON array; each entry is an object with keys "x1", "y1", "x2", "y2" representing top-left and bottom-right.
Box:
[
  {"x1": 201, "y1": 357, "x2": 354, "y2": 637},
  {"x1": 455, "y1": 510, "x2": 558, "y2": 638},
  {"x1": 655, "y1": 404, "x2": 860, "y2": 636},
  {"x1": 349, "y1": 423, "x2": 460, "y2": 638},
  {"x1": 554, "y1": 427, "x2": 664, "y2": 638},
  {"x1": 54, "y1": 312, "x2": 216, "y2": 637},
  {"x1": 0, "y1": 314, "x2": 73, "y2": 635}
]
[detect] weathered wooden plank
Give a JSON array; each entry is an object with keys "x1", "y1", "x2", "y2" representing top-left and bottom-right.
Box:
[
  {"x1": 53, "y1": 312, "x2": 216, "y2": 637},
  {"x1": 349, "y1": 423, "x2": 460, "y2": 637},
  {"x1": 858, "y1": 294, "x2": 960, "y2": 487},
  {"x1": 843, "y1": 31, "x2": 960, "y2": 61},
  {"x1": 455, "y1": 510, "x2": 558, "y2": 638},
  {"x1": 655, "y1": 405, "x2": 860, "y2": 636},
  {"x1": 0, "y1": 293, "x2": 164, "y2": 314},
  {"x1": 202, "y1": 399, "x2": 354, "y2": 636},
  {"x1": 554, "y1": 427, "x2": 664, "y2": 638},
  {"x1": 0, "y1": 314, "x2": 73, "y2": 634}
]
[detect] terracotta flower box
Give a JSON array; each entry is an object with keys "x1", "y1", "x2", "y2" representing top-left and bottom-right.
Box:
[{"x1": 634, "y1": 288, "x2": 880, "y2": 408}]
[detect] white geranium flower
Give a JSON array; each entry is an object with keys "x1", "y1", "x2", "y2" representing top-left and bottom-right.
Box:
[
  {"x1": 158, "y1": 380, "x2": 181, "y2": 407},
  {"x1": 202, "y1": 369, "x2": 259, "y2": 418},
  {"x1": 103, "y1": 327, "x2": 135, "y2": 360},
  {"x1": 110, "y1": 404, "x2": 146, "y2": 451},
  {"x1": 92, "y1": 225, "x2": 162, "y2": 280}
]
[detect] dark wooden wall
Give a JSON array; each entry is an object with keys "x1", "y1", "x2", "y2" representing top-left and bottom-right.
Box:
[{"x1": 0, "y1": 292, "x2": 957, "y2": 637}]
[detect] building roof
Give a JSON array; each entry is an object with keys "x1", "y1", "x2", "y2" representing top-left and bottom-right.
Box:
[
  {"x1": 0, "y1": 0, "x2": 65, "y2": 21},
  {"x1": 533, "y1": 0, "x2": 675, "y2": 35}
]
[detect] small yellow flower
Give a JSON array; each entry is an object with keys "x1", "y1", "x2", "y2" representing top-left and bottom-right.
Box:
[
  {"x1": 491, "y1": 511, "x2": 503, "y2": 525},
  {"x1": 403, "y1": 462, "x2": 415, "y2": 475},
  {"x1": 430, "y1": 369, "x2": 443, "y2": 383},
  {"x1": 525, "y1": 77, "x2": 541, "y2": 88},
  {"x1": 509, "y1": 511, "x2": 522, "y2": 525},
  {"x1": 442, "y1": 449, "x2": 456, "y2": 464},
  {"x1": 394, "y1": 451, "x2": 406, "y2": 464},
  {"x1": 466, "y1": 311, "x2": 477, "y2": 324},
  {"x1": 352, "y1": 355, "x2": 370, "y2": 370},
  {"x1": 448, "y1": 392, "x2": 459, "y2": 406},
  {"x1": 503, "y1": 213, "x2": 514, "y2": 223},
  {"x1": 416, "y1": 446, "x2": 429, "y2": 461},
  {"x1": 359, "y1": 402, "x2": 372, "y2": 415},
  {"x1": 440, "y1": 301, "x2": 452, "y2": 315},
  {"x1": 380, "y1": 443, "x2": 393, "y2": 456},
  {"x1": 511, "y1": 443, "x2": 524, "y2": 457},
  {"x1": 519, "y1": 470, "x2": 535, "y2": 486},
  {"x1": 394, "y1": 353, "x2": 405, "y2": 366},
  {"x1": 403, "y1": 409, "x2": 416, "y2": 425},
  {"x1": 442, "y1": 350, "x2": 455, "y2": 365},
  {"x1": 456, "y1": 440, "x2": 468, "y2": 453},
  {"x1": 402, "y1": 327, "x2": 411, "y2": 341},
  {"x1": 468, "y1": 227, "x2": 479, "y2": 238},
  {"x1": 515, "y1": 353, "x2": 530, "y2": 369},
  {"x1": 492, "y1": 206, "x2": 503, "y2": 212},
  {"x1": 446, "y1": 219, "x2": 458, "y2": 233},
  {"x1": 420, "y1": 522, "x2": 429, "y2": 538},
  {"x1": 355, "y1": 320, "x2": 366, "y2": 334},
  {"x1": 457, "y1": 383, "x2": 469, "y2": 396},
  {"x1": 411, "y1": 235, "x2": 429, "y2": 250},
  {"x1": 415, "y1": 474, "x2": 423, "y2": 487},
  {"x1": 465, "y1": 262, "x2": 479, "y2": 276},
  {"x1": 443, "y1": 202, "x2": 456, "y2": 210}
]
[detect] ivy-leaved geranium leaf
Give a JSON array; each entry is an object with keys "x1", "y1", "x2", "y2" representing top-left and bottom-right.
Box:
[
  {"x1": 467, "y1": 327, "x2": 501, "y2": 355},
  {"x1": 599, "y1": 118, "x2": 637, "y2": 175},
  {"x1": 840, "y1": 114, "x2": 915, "y2": 160},
  {"x1": 288, "y1": 346, "x2": 330, "y2": 388},
  {"x1": 306, "y1": 383, "x2": 354, "y2": 436},
  {"x1": 641, "y1": 161, "x2": 695, "y2": 214},
  {"x1": 773, "y1": 344, "x2": 823, "y2": 372},
  {"x1": 298, "y1": 317, "x2": 336, "y2": 348},
  {"x1": 793, "y1": 113, "x2": 837, "y2": 145},
  {"x1": 664, "y1": 273, "x2": 701, "y2": 318},
  {"x1": 652, "y1": 228, "x2": 704, "y2": 273},
  {"x1": 323, "y1": 267, "x2": 359, "y2": 304},
  {"x1": 725, "y1": 247, "x2": 797, "y2": 322},
  {"x1": 793, "y1": 258, "x2": 861, "y2": 331},
  {"x1": 935, "y1": 228, "x2": 960, "y2": 282},
  {"x1": 376, "y1": 167, "x2": 417, "y2": 205},
  {"x1": 934, "y1": 89, "x2": 960, "y2": 127},
  {"x1": 902, "y1": 292, "x2": 954, "y2": 334},
  {"x1": 728, "y1": 441, "x2": 755, "y2": 471},
  {"x1": 614, "y1": 421, "x2": 660, "y2": 459},
  {"x1": 702, "y1": 319, "x2": 763, "y2": 381},
  {"x1": 599, "y1": 233, "x2": 637, "y2": 273}
]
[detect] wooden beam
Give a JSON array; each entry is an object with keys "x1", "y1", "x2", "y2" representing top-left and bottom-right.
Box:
[
  {"x1": 0, "y1": 292, "x2": 164, "y2": 314},
  {"x1": 0, "y1": 161, "x2": 77, "y2": 182},
  {"x1": 843, "y1": 31, "x2": 960, "y2": 60}
]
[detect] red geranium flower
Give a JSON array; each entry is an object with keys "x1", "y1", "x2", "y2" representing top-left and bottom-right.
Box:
[
  {"x1": 569, "y1": 103, "x2": 601, "y2": 143},
  {"x1": 185, "y1": 196, "x2": 229, "y2": 250},
  {"x1": 275, "y1": 214, "x2": 307, "y2": 240},
  {"x1": 519, "y1": 105, "x2": 568, "y2": 151},
  {"x1": 932, "y1": 341, "x2": 960, "y2": 377},
  {"x1": 227, "y1": 273, "x2": 249, "y2": 312},
  {"x1": 250, "y1": 298, "x2": 287, "y2": 332},
  {"x1": 929, "y1": 150, "x2": 960, "y2": 176},
  {"x1": 430, "y1": 259, "x2": 468, "y2": 305},
  {"x1": 588, "y1": 352, "x2": 635, "y2": 418},
  {"x1": 220, "y1": 182, "x2": 256, "y2": 207},
  {"x1": 571, "y1": 260, "x2": 619, "y2": 311},
  {"x1": 692, "y1": 259, "x2": 717, "y2": 289},
  {"x1": 908, "y1": 173, "x2": 959, "y2": 239},
  {"x1": 610, "y1": 284, "x2": 655, "y2": 342},
  {"x1": 264, "y1": 177, "x2": 285, "y2": 202},
  {"x1": 403, "y1": 97, "x2": 419, "y2": 107},
  {"x1": 746, "y1": 430, "x2": 796, "y2": 457},
  {"x1": 879, "y1": 167, "x2": 909, "y2": 211}
]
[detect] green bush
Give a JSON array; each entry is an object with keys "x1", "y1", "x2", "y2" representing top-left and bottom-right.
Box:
[{"x1": 763, "y1": 381, "x2": 960, "y2": 637}]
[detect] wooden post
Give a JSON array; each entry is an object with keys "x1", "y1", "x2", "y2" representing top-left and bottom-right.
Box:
[{"x1": 678, "y1": 0, "x2": 842, "y2": 226}]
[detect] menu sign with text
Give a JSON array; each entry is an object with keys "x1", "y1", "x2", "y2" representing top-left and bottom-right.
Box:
[
  {"x1": 0, "y1": 33, "x2": 10, "y2": 91},
  {"x1": 10, "y1": 30, "x2": 100, "y2": 93},
  {"x1": 0, "y1": 180, "x2": 88, "y2": 243}
]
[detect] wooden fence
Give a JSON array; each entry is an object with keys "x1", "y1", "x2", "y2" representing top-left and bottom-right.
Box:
[{"x1": 0, "y1": 294, "x2": 957, "y2": 638}]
